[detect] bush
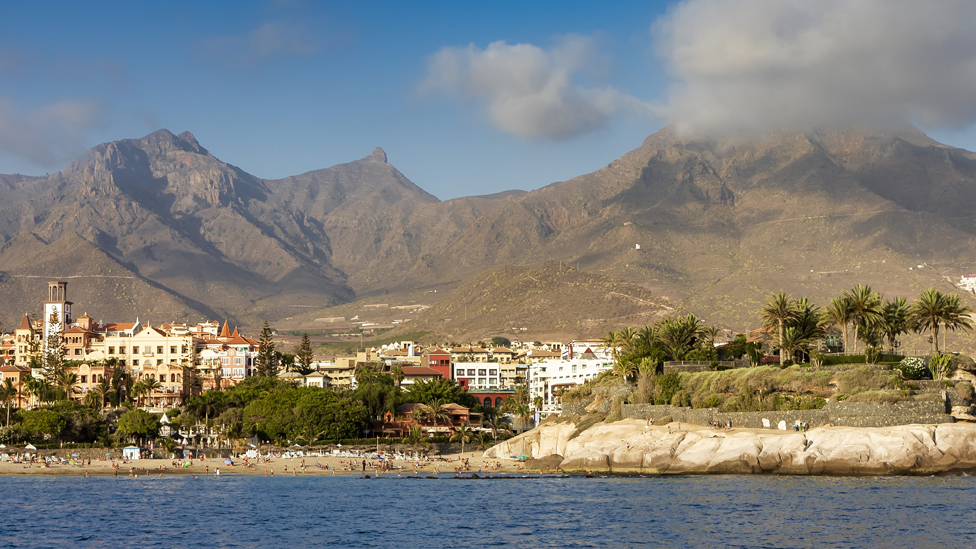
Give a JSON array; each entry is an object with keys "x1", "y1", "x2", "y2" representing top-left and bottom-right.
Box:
[
  {"x1": 894, "y1": 357, "x2": 926, "y2": 380},
  {"x1": 929, "y1": 354, "x2": 954, "y2": 381},
  {"x1": 865, "y1": 346, "x2": 881, "y2": 365}
]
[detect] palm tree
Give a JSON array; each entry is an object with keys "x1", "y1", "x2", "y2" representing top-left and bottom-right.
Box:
[
  {"x1": 761, "y1": 292, "x2": 797, "y2": 365},
  {"x1": 612, "y1": 360, "x2": 636, "y2": 380},
  {"x1": 940, "y1": 293, "x2": 974, "y2": 352},
  {"x1": 483, "y1": 416, "x2": 508, "y2": 442},
  {"x1": 658, "y1": 314, "x2": 703, "y2": 360},
  {"x1": 425, "y1": 398, "x2": 452, "y2": 428},
  {"x1": 822, "y1": 296, "x2": 854, "y2": 353},
  {"x1": 700, "y1": 326, "x2": 721, "y2": 347},
  {"x1": 532, "y1": 396, "x2": 543, "y2": 410},
  {"x1": 131, "y1": 380, "x2": 146, "y2": 407},
  {"x1": 778, "y1": 326, "x2": 814, "y2": 365},
  {"x1": 22, "y1": 374, "x2": 40, "y2": 409},
  {"x1": 0, "y1": 378, "x2": 16, "y2": 428},
  {"x1": 57, "y1": 371, "x2": 78, "y2": 402},
  {"x1": 845, "y1": 284, "x2": 883, "y2": 354},
  {"x1": 450, "y1": 423, "x2": 473, "y2": 455},
  {"x1": 94, "y1": 379, "x2": 112, "y2": 409},
  {"x1": 390, "y1": 365, "x2": 405, "y2": 390},
  {"x1": 143, "y1": 378, "x2": 162, "y2": 407},
  {"x1": 617, "y1": 327, "x2": 638, "y2": 355},
  {"x1": 910, "y1": 289, "x2": 948, "y2": 354},
  {"x1": 879, "y1": 297, "x2": 910, "y2": 353},
  {"x1": 600, "y1": 330, "x2": 623, "y2": 362}
]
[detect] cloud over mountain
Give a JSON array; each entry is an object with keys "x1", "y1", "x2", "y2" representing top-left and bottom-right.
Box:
[
  {"x1": 420, "y1": 36, "x2": 651, "y2": 140},
  {"x1": 655, "y1": 0, "x2": 976, "y2": 136},
  {"x1": 0, "y1": 96, "x2": 104, "y2": 166}
]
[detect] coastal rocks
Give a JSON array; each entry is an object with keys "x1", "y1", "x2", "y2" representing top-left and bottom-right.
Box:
[{"x1": 484, "y1": 419, "x2": 976, "y2": 476}]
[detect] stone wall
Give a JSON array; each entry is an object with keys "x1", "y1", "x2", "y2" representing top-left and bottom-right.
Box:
[
  {"x1": 561, "y1": 402, "x2": 588, "y2": 416},
  {"x1": 663, "y1": 360, "x2": 748, "y2": 373}
]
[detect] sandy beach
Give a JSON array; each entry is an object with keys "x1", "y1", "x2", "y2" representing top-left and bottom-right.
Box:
[{"x1": 0, "y1": 448, "x2": 537, "y2": 478}]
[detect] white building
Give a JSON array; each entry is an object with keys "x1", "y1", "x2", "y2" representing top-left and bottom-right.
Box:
[
  {"x1": 453, "y1": 362, "x2": 501, "y2": 391},
  {"x1": 528, "y1": 340, "x2": 614, "y2": 417}
]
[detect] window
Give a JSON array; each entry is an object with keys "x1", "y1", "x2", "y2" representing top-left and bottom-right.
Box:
[
  {"x1": 572, "y1": 365, "x2": 577, "y2": 373},
  {"x1": 132, "y1": 359, "x2": 139, "y2": 366},
  {"x1": 478, "y1": 369, "x2": 486, "y2": 376},
  {"x1": 156, "y1": 359, "x2": 163, "y2": 366},
  {"x1": 232, "y1": 368, "x2": 244, "y2": 378},
  {"x1": 132, "y1": 346, "x2": 139, "y2": 354},
  {"x1": 80, "y1": 375, "x2": 87, "y2": 383},
  {"x1": 108, "y1": 346, "x2": 115, "y2": 354},
  {"x1": 74, "y1": 349, "x2": 81, "y2": 355},
  {"x1": 467, "y1": 369, "x2": 476, "y2": 376},
  {"x1": 182, "y1": 345, "x2": 188, "y2": 354},
  {"x1": 233, "y1": 357, "x2": 244, "y2": 366},
  {"x1": 157, "y1": 346, "x2": 163, "y2": 354},
  {"x1": 222, "y1": 368, "x2": 231, "y2": 377},
  {"x1": 221, "y1": 357, "x2": 231, "y2": 366},
  {"x1": 489, "y1": 369, "x2": 497, "y2": 376},
  {"x1": 170, "y1": 346, "x2": 177, "y2": 354}
]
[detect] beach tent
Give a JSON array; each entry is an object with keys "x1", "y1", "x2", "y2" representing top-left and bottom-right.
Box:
[
  {"x1": 123, "y1": 446, "x2": 141, "y2": 460},
  {"x1": 25, "y1": 443, "x2": 37, "y2": 450}
]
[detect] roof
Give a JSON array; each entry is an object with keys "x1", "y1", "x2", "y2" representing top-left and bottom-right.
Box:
[
  {"x1": 0, "y1": 364, "x2": 31, "y2": 373},
  {"x1": 492, "y1": 346, "x2": 514, "y2": 353},
  {"x1": 396, "y1": 403, "x2": 427, "y2": 414},
  {"x1": 441, "y1": 403, "x2": 469, "y2": 412},
  {"x1": 424, "y1": 348, "x2": 450, "y2": 356},
  {"x1": 17, "y1": 314, "x2": 31, "y2": 331},
  {"x1": 219, "y1": 321, "x2": 231, "y2": 338},
  {"x1": 399, "y1": 366, "x2": 442, "y2": 377}
]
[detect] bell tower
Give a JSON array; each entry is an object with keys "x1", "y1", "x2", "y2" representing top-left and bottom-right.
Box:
[{"x1": 42, "y1": 281, "x2": 72, "y2": 345}]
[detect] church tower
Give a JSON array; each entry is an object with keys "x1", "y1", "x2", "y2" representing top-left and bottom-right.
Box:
[{"x1": 42, "y1": 281, "x2": 72, "y2": 346}]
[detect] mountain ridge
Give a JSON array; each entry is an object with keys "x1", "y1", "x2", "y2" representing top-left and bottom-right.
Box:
[{"x1": 2, "y1": 125, "x2": 975, "y2": 338}]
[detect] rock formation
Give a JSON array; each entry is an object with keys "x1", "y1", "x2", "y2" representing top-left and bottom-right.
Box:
[{"x1": 485, "y1": 419, "x2": 976, "y2": 475}]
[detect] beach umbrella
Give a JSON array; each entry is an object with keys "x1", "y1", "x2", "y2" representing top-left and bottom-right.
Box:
[
  {"x1": 224, "y1": 458, "x2": 233, "y2": 465},
  {"x1": 71, "y1": 453, "x2": 80, "y2": 457},
  {"x1": 25, "y1": 443, "x2": 36, "y2": 450}
]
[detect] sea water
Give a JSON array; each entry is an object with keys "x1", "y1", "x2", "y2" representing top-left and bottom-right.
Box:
[{"x1": 1, "y1": 474, "x2": 974, "y2": 548}]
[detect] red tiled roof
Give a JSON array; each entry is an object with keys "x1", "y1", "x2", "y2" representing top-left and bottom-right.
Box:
[{"x1": 17, "y1": 314, "x2": 31, "y2": 331}]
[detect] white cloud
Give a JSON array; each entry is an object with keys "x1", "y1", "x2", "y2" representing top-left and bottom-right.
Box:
[
  {"x1": 0, "y1": 97, "x2": 104, "y2": 167},
  {"x1": 654, "y1": 0, "x2": 976, "y2": 136},
  {"x1": 420, "y1": 36, "x2": 651, "y2": 140},
  {"x1": 204, "y1": 20, "x2": 319, "y2": 65}
]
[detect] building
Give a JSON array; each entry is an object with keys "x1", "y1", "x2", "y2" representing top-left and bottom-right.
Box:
[
  {"x1": 422, "y1": 348, "x2": 452, "y2": 379},
  {"x1": 196, "y1": 323, "x2": 258, "y2": 391},
  {"x1": 0, "y1": 364, "x2": 32, "y2": 407},
  {"x1": 529, "y1": 356, "x2": 613, "y2": 417},
  {"x1": 453, "y1": 362, "x2": 501, "y2": 391}
]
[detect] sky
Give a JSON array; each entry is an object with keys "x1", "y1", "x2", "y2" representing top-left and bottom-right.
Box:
[{"x1": 2, "y1": 0, "x2": 976, "y2": 200}]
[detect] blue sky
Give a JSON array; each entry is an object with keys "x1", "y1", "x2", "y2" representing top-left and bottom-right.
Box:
[{"x1": 2, "y1": 1, "x2": 976, "y2": 199}]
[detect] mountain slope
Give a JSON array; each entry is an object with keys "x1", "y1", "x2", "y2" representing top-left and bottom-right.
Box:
[{"x1": 3, "y1": 125, "x2": 976, "y2": 336}]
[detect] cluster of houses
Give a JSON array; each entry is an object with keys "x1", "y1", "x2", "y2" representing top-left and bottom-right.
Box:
[{"x1": 0, "y1": 281, "x2": 617, "y2": 418}]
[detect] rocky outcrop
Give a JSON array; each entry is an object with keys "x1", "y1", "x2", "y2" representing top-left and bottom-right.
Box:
[{"x1": 484, "y1": 419, "x2": 976, "y2": 475}]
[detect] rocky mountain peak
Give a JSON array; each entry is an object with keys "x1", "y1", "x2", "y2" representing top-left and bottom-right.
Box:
[{"x1": 367, "y1": 147, "x2": 387, "y2": 163}]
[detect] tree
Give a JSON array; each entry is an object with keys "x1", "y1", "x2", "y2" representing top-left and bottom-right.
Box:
[
  {"x1": 425, "y1": 398, "x2": 452, "y2": 427},
  {"x1": 490, "y1": 336, "x2": 511, "y2": 347},
  {"x1": 657, "y1": 314, "x2": 703, "y2": 360},
  {"x1": 0, "y1": 378, "x2": 16, "y2": 427},
  {"x1": 778, "y1": 326, "x2": 813, "y2": 364},
  {"x1": 940, "y1": 293, "x2": 974, "y2": 352},
  {"x1": 822, "y1": 296, "x2": 854, "y2": 353},
  {"x1": 22, "y1": 374, "x2": 41, "y2": 408},
  {"x1": 450, "y1": 423, "x2": 473, "y2": 455},
  {"x1": 142, "y1": 377, "x2": 162, "y2": 407},
  {"x1": 910, "y1": 289, "x2": 949, "y2": 354},
  {"x1": 57, "y1": 371, "x2": 78, "y2": 402},
  {"x1": 760, "y1": 292, "x2": 797, "y2": 366},
  {"x1": 612, "y1": 360, "x2": 636, "y2": 380},
  {"x1": 21, "y1": 409, "x2": 65, "y2": 441},
  {"x1": 256, "y1": 321, "x2": 278, "y2": 377},
  {"x1": 600, "y1": 330, "x2": 623, "y2": 362},
  {"x1": 390, "y1": 365, "x2": 405, "y2": 390},
  {"x1": 94, "y1": 378, "x2": 113, "y2": 409},
  {"x1": 42, "y1": 320, "x2": 68, "y2": 382},
  {"x1": 879, "y1": 297, "x2": 910, "y2": 353},
  {"x1": 294, "y1": 334, "x2": 315, "y2": 375},
  {"x1": 114, "y1": 409, "x2": 160, "y2": 443},
  {"x1": 845, "y1": 284, "x2": 883, "y2": 354}
]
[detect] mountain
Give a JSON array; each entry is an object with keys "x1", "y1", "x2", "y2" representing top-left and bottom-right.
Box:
[{"x1": 2, "y1": 125, "x2": 976, "y2": 336}]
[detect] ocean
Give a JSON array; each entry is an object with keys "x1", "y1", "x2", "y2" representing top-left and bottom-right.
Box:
[{"x1": 1, "y1": 474, "x2": 973, "y2": 548}]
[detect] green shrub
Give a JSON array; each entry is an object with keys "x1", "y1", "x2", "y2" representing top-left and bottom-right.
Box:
[
  {"x1": 894, "y1": 357, "x2": 926, "y2": 380},
  {"x1": 929, "y1": 354, "x2": 954, "y2": 381}
]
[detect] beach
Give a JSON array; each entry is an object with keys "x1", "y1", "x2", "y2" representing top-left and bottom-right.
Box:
[{"x1": 0, "y1": 448, "x2": 531, "y2": 478}]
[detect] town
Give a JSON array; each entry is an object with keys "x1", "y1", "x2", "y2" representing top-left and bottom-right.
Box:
[{"x1": 0, "y1": 281, "x2": 623, "y2": 444}]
